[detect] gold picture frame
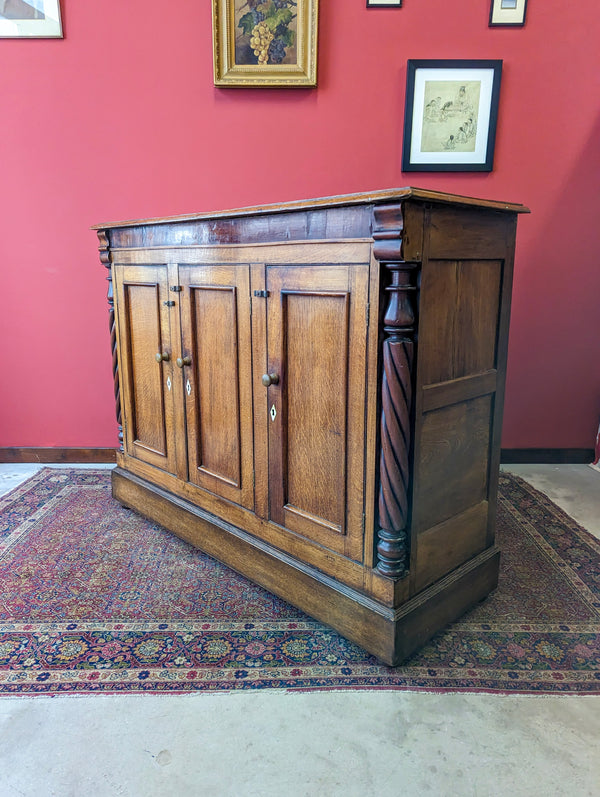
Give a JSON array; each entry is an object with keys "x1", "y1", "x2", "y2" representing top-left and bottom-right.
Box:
[{"x1": 212, "y1": 0, "x2": 318, "y2": 88}]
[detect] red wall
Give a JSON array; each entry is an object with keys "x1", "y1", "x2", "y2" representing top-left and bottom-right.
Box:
[{"x1": 1, "y1": 0, "x2": 599, "y2": 449}]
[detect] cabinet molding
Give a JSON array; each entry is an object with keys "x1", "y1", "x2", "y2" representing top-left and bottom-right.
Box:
[{"x1": 95, "y1": 188, "x2": 528, "y2": 666}]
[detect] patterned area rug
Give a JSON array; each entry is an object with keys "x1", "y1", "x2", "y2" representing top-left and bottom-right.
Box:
[{"x1": 0, "y1": 468, "x2": 598, "y2": 695}]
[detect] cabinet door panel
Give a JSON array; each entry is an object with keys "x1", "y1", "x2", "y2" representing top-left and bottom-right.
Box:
[
  {"x1": 113, "y1": 265, "x2": 177, "y2": 473},
  {"x1": 180, "y1": 265, "x2": 254, "y2": 510},
  {"x1": 266, "y1": 265, "x2": 369, "y2": 560}
]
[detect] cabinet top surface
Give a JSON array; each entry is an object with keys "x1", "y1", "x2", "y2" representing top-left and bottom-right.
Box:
[{"x1": 92, "y1": 187, "x2": 529, "y2": 231}]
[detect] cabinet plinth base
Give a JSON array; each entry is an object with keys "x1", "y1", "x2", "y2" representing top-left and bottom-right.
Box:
[{"x1": 112, "y1": 467, "x2": 500, "y2": 667}]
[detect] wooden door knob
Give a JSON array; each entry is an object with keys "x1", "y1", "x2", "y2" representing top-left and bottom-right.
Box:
[
  {"x1": 176, "y1": 356, "x2": 192, "y2": 368},
  {"x1": 261, "y1": 373, "x2": 279, "y2": 387},
  {"x1": 155, "y1": 352, "x2": 169, "y2": 362}
]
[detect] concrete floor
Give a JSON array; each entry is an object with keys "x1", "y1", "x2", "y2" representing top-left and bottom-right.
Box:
[{"x1": 0, "y1": 464, "x2": 598, "y2": 797}]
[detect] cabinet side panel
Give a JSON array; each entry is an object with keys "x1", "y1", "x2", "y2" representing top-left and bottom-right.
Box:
[
  {"x1": 417, "y1": 260, "x2": 502, "y2": 385},
  {"x1": 415, "y1": 396, "x2": 492, "y2": 531},
  {"x1": 409, "y1": 210, "x2": 513, "y2": 593},
  {"x1": 455, "y1": 261, "x2": 502, "y2": 377}
]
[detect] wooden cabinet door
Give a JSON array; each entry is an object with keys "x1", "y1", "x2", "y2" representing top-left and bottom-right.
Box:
[
  {"x1": 264, "y1": 264, "x2": 369, "y2": 561},
  {"x1": 113, "y1": 265, "x2": 178, "y2": 474},
  {"x1": 179, "y1": 265, "x2": 254, "y2": 510}
]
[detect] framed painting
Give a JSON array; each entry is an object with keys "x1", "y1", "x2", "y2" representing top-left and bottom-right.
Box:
[
  {"x1": 489, "y1": 0, "x2": 528, "y2": 27},
  {"x1": 212, "y1": 0, "x2": 319, "y2": 87},
  {"x1": 0, "y1": 0, "x2": 62, "y2": 37},
  {"x1": 402, "y1": 59, "x2": 502, "y2": 172}
]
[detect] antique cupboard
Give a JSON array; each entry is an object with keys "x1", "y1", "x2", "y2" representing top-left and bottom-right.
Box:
[{"x1": 94, "y1": 188, "x2": 528, "y2": 666}]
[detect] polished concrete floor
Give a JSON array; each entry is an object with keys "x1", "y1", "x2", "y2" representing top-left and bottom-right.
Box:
[{"x1": 0, "y1": 464, "x2": 598, "y2": 797}]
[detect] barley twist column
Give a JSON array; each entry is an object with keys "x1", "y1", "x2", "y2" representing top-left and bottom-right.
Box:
[
  {"x1": 376, "y1": 262, "x2": 418, "y2": 577},
  {"x1": 97, "y1": 231, "x2": 123, "y2": 450}
]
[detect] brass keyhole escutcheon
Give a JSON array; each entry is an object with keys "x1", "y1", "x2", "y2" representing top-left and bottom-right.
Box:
[
  {"x1": 270, "y1": 405, "x2": 277, "y2": 422},
  {"x1": 262, "y1": 373, "x2": 279, "y2": 387}
]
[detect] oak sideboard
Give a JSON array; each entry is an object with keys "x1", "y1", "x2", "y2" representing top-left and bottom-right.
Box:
[{"x1": 94, "y1": 187, "x2": 528, "y2": 666}]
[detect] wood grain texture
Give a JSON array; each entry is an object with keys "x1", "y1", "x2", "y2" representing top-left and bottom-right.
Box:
[
  {"x1": 417, "y1": 260, "x2": 502, "y2": 386},
  {"x1": 110, "y1": 241, "x2": 374, "y2": 267},
  {"x1": 415, "y1": 396, "x2": 492, "y2": 532},
  {"x1": 265, "y1": 262, "x2": 369, "y2": 560},
  {"x1": 393, "y1": 547, "x2": 501, "y2": 664},
  {"x1": 92, "y1": 186, "x2": 527, "y2": 231},
  {"x1": 426, "y1": 206, "x2": 515, "y2": 260},
  {"x1": 113, "y1": 266, "x2": 178, "y2": 475},
  {"x1": 372, "y1": 202, "x2": 404, "y2": 262},
  {"x1": 179, "y1": 265, "x2": 254, "y2": 510},
  {"x1": 0, "y1": 448, "x2": 117, "y2": 463},
  {"x1": 422, "y1": 370, "x2": 497, "y2": 413},
  {"x1": 414, "y1": 500, "x2": 489, "y2": 592}
]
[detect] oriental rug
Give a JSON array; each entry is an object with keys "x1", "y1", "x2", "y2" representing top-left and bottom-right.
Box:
[{"x1": 0, "y1": 468, "x2": 598, "y2": 696}]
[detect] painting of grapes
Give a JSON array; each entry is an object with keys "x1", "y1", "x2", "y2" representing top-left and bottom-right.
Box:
[{"x1": 235, "y1": 0, "x2": 298, "y2": 67}]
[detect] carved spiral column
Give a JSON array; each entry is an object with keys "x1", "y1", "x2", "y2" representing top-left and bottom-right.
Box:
[
  {"x1": 97, "y1": 231, "x2": 123, "y2": 449},
  {"x1": 376, "y1": 262, "x2": 419, "y2": 577}
]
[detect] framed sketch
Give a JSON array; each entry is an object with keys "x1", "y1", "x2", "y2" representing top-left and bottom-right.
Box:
[
  {"x1": 212, "y1": 0, "x2": 318, "y2": 87},
  {"x1": 489, "y1": 0, "x2": 528, "y2": 27},
  {"x1": 367, "y1": 1, "x2": 402, "y2": 7},
  {"x1": 0, "y1": 0, "x2": 62, "y2": 37},
  {"x1": 402, "y1": 60, "x2": 502, "y2": 172}
]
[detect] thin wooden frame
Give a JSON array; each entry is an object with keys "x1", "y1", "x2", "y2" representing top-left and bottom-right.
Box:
[
  {"x1": 402, "y1": 59, "x2": 502, "y2": 172},
  {"x1": 489, "y1": 0, "x2": 528, "y2": 27},
  {"x1": 212, "y1": 0, "x2": 318, "y2": 87},
  {"x1": 0, "y1": 0, "x2": 62, "y2": 37}
]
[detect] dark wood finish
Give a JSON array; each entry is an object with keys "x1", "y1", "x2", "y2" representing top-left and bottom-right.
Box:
[
  {"x1": 96, "y1": 188, "x2": 527, "y2": 665},
  {"x1": 98, "y1": 230, "x2": 123, "y2": 448},
  {"x1": 91, "y1": 187, "x2": 526, "y2": 231},
  {"x1": 376, "y1": 261, "x2": 419, "y2": 577},
  {"x1": 0, "y1": 448, "x2": 117, "y2": 463}
]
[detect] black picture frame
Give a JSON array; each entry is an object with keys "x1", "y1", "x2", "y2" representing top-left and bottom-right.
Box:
[
  {"x1": 489, "y1": 0, "x2": 528, "y2": 27},
  {"x1": 0, "y1": 0, "x2": 62, "y2": 37},
  {"x1": 401, "y1": 59, "x2": 502, "y2": 172}
]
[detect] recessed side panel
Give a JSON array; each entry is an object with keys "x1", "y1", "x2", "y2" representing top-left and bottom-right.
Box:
[
  {"x1": 417, "y1": 260, "x2": 502, "y2": 385},
  {"x1": 417, "y1": 396, "x2": 492, "y2": 531},
  {"x1": 409, "y1": 249, "x2": 506, "y2": 590}
]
